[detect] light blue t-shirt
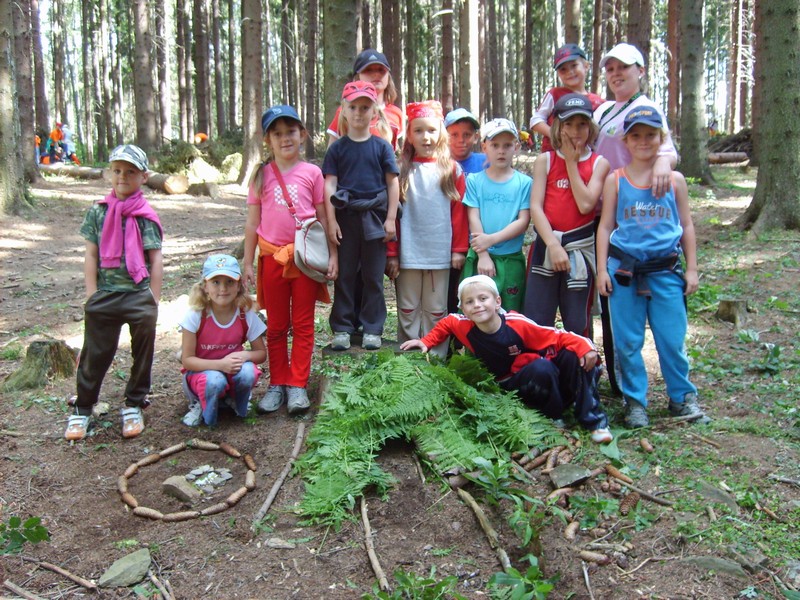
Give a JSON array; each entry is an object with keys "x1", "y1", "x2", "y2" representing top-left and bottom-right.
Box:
[{"x1": 464, "y1": 170, "x2": 532, "y2": 255}]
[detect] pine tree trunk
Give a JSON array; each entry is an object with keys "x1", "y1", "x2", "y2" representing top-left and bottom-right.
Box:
[
  {"x1": 750, "y1": 0, "x2": 762, "y2": 166},
  {"x1": 678, "y1": 0, "x2": 712, "y2": 183},
  {"x1": 30, "y1": 0, "x2": 49, "y2": 135},
  {"x1": 591, "y1": 0, "x2": 603, "y2": 95},
  {"x1": 80, "y1": 1, "x2": 96, "y2": 163},
  {"x1": 667, "y1": 0, "x2": 680, "y2": 133},
  {"x1": 564, "y1": 0, "x2": 580, "y2": 43},
  {"x1": 281, "y1": 0, "x2": 296, "y2": 108},
  {"x1": 99, "y1": 0, "x2": 115, "y2": 152},
  {"x1": 304, "y1": 0, "x2": 318, "y2": 157},
  {"x1": 238, "y1": 0, "x2": 263, "y2": 186},
  {"x1": 193, "y1": 0, "x2": 211, "y2": 137},
  {"x1": 727, "y1": 0, "x2": 741, "y2": 133},
  {"x1": 156, "y1": 0, "x2": 173, "y2": 143},
  {"x1": 133, "y1": 0, "x2": 159, "y2": 152},
  {"x1": 51, "y1": 0, "x2": 65, "y2": 120},
  {"x1": 404, "y1": 1, "x2": 415, "y2": 102},
  {"x1": 440, "y1": 0, "x2": 454, "y2": 113},
  {"x1": 177, "y1": 0, "x2": 189, "y2": 141},
  {"x1": 458, "y1": 0, "x2": 479, "y2": 117},
  {"x1": 739, "y1": 1, "x2": 800, "y2": 233},
  {"x1": 12, "y1": 0, "x2": 38, "y2": 183},
  {"x1": 212, "y1": 0, "x2": 226, "y2": 134},
  {"x1": 227, "y1": 0, "x2": 237, "y2": 130},
  {"x1": 322, "y1": 0, "x2": 356, "y2": 130}
]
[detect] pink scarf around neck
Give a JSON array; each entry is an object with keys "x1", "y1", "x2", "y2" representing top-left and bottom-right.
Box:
[{"x1": 98, "y1": 189, "x2": 162, "y2": 284}]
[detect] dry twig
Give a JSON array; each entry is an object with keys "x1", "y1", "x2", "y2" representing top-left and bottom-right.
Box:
[
  {"x1": 360, "y1": 497, "x2": 390, "y2": 592},
  {"x1": 768, "y1": 474, "x2": 800, "y2": 487},
  {"x1": 148, "y1": 569, "x2": 173, "y2": 600},
  {"x1": 251, "y1": 422, "x2": 306, "y2": 531},
  {"x1": 611, "y1": 477, "x2": 674, "y2": 507},
  {"x1": 618, "y1": 555, "x2": 678, "y2": 577},
  {"x1": 581, "y1": 562, "x2": 596, "y2": 600},
  {"x1": 20, "y1": 556, "x2": 96, "y2": 589},
  {"x1": 456, "y1": 487, "x2": 512, "y2": 572},
  {"x1": 3, "y1": 579, "x2": 46, "y2": 600},
  {"x1": 688, "y1": 433, "x2": 722, "y2": 449}
]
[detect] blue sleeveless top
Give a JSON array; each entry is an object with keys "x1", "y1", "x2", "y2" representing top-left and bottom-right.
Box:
[{"x1": 609, "y1": 169, "x2": 682, "y2": 262}]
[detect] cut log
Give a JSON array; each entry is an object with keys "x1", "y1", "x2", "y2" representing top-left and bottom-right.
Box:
[
  {"x1": 715, "y1": 297, "x2": 749, "y2": 329},
  {"x1": 708, "y1": 152, "x2": 748, "y2": 164},
  {"x1": 187, "y1": 182, "x2": 219, "y2": 199},
  {"x1": 1, "y1": 340, "x2": 77, "y2": 391},
  {"x1": 39, "y1": 164, "x2": 104, "y2": 179},
  {"x1": 146, "y1": 172, "x2": 190, "y2": 194}
]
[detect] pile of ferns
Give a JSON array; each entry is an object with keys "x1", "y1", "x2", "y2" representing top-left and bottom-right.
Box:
[{"x1": 295, "y1": 351, "x2": 562, "y2": 528}]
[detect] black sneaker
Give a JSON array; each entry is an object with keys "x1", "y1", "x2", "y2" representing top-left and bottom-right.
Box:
[{"x1": 668, "y1": 393, "x2": 710, "y2": 424}]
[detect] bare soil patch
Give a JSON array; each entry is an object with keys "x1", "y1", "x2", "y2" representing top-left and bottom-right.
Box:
[{"x1": 1, "y1": 169, "x2": 798, "y2": 599}]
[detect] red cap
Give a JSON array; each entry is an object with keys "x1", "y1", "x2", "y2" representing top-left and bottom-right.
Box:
[{"x1": 342, "y1": 81, "x2": 377, "y2": 103}]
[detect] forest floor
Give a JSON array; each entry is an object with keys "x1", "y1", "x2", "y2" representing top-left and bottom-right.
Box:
[{"x1": 0, "y1": 164, "x2": 799, "y2": 600}]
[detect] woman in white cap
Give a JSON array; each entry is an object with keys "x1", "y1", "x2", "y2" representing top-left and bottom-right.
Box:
[{"x1": 594, "y1": 42, "x2": 677, "y2": 198}]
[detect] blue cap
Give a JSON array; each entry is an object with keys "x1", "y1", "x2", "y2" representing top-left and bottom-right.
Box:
[
  {"x1": 553, "y1": 93, "x2": 594, "y2": 120},
  {"x1": 261, "y1": 105, "x2": 302, "y2": 133},
  {"x1": 202, "y1": 254, "x2": 241, "y2": 281},
  {"x1": 622, "y1": 106, "x2": 665, "y2": 134},
  {"x1": 444, "y1": 108, "x2": 480, "y2": 129}
]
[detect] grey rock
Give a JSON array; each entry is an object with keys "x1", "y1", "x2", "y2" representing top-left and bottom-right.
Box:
[
  {"x1": 726, "y1": 546, "x2": 768, "y2": 573},
  {"x1": 695, "y1": 481, "x2": 739, "y2": 512},
  {"x1": 200, "y1": 485, "x2": 214, "y2": 494},
  {"x1": 98, "y1": 548, "x2": 151, "y2": 588},
  {"x1": 785, "y1": 560, "x2": 800, "y2": 588},
  {"x1": 266, "y1": 537, "x2": 296, "y2": 549},
  {"x1": 549, "y1": 464, "x2": 592, "y2": 489},
  {"x1": 190, "y1": 465, "x2": 212, "y2": 476},
  {"x1": 218, "y1": 469, "x2": 233, "y2": 481},
  {"x1": 680, "y1": 556, "x2": 748, "y2": 580},
  {"x1": 162, "y1": 475, "x2": 202, "y2": 503}
]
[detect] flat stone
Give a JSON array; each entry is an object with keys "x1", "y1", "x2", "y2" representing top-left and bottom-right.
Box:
[
  {"x1": 549, "y1": 464, "x2": 592, "y2": 489},
  {"x1": 695, "y1": 481, "x2": 739, "y2": 512},
  {"x1": 162, "y1": 475, "x2": 202, "y2": 503},
  {"x1": 190, "y1": 465, "x2": 212, "y2": 476},
  {"x1": 680, "y1": 556, "x2": 748, "y2": 580},
  {"x1": 266, "y1": 537, "x2": 296, "y2": 549},
  {"x1": 98, "y1": 548, "x2": 151, "y2": 588}
]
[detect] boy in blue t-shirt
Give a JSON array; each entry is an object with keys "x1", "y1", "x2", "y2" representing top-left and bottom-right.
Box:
[
  {"x1": 461, "y1": 118, "x2": 531, "y2": 312},
  {"x1": 444, "y1": 108, "x2": 486, "y2": 313}
]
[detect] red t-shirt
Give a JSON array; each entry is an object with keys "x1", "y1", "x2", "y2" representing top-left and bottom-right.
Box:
[{"x1": 542, "y1": 150, "x2": 600, "y2": 232}]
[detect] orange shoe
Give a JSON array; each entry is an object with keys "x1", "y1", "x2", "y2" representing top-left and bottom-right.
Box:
[
  {"x1": 121, "y1": 407, "x2": 144, "y2": 438},
  {"x1": 64, "y1": 414, "x2": 90, "y2": 441}
]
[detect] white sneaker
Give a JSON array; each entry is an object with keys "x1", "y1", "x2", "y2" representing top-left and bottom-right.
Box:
[
  {"x1": 257, "y1": 385, "x2": 285, "y2": 413},
  {"x1": 182, "y1": 401, "x2": 203, "y2": 427},
  {"x1": 286, "y1": 386, "x2": 311, "y2": 414},
  {"x1": 331, "y1": 332, "x2": 351, "y2": 350},
  {"x1": 362, "y1": 334, "x2": 382, "y2": 350}
]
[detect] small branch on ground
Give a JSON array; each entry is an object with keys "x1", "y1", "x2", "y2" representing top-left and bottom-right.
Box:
[
  {"x1": 251, "y1": 422, "x2": 306, "y2": 532},
  {"x1": 768, "y1": 474, "x2": 800, "y2": 487},
  {"x1": 456, "y1": 487, "x2": 512, "y2": 572},
  {"x1": 688, "y1": 433, "x2": 722, "y2": 449},
  {"x1": 148, "y1": 569, "x2": 173, "y2": 600},
  {"x1": 3, "y1": 579, "x2": 46, "y2": 600},
  {"x1": 361, "y1": 497, "x2": 390, "y2": 592},
  {"x1": 611, "y1": 477, "x2": 674, "y2": 507},
  {"x1": 19, "y1": 556, "x2": 97, "y2": 589},
  {"x1": 581, "y1": 561, "x2": 596, "y2": 600}
]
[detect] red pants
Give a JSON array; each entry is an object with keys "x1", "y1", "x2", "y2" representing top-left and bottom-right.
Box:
[{"x1": 259, "y1": 254, "x2": 318, "y2": 387}]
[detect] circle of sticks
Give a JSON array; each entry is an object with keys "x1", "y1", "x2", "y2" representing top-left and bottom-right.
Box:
[{"x1": 117, "y1": 439, "x2": 257, "y2": 521}]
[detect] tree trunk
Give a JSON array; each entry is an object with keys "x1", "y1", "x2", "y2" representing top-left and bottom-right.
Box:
[
  {"x1": 12, "y1": 0, "x2": 38, "y2": 183},
  {"x1": 487, "y1": 0, "x2": 500, "y2": 116},
  {"x1": 156, "y1": 0, "x2": 172, "y2": 143},
  {"x1": 727, "y1": 0, "x2": 741, "y2": 133},
  {"x1": 30, "y1": 0, "x2": 49, "y2": 135},
  {"x1": 303, "y1": 0, "x2": 318, "y2": 158},
  {"x1": 667, "y1": 0, "x2": 680, "y2": 133},
  {"x1": 193, "y1": 0, "x2": 211, "y2": 136},
  {"x1": 361, "y1": 1, "x2": 372, "y2": 49},
  {"x1": 51, "y1": 0, "x2": 65, "y2": 120},
  {"x1": 177, "y1": 0, "x2": 190, "y2": 141},
  {"x1": 404, "y1": 1, "x2": 415, "y2": 102},
  {"x1": 738, "y1": 0, "x2": 750, "y2": 129},
  {"x1": 564, "y1": 0, "x2": 580, "y2": 43},
  {"x1": 238, "y1": 0, "x2": 263, "y2": 186},
  {"x1": 626, "y1": 0, "x2": 652, "y2": 61},
  {"x1": 458, "y1": 0, "x2": 479, "y2": 117},
  {"x1": 212, "y1": 0, "x2": 225, "y2": 134},
  {"x1": 591, "y1": 0, "x2": 603, "y2": 95},
  {"x1": 738, "y1": 1, "x2": 800, "y2": 233},
  {"x1": 132, "y1": 0, "x2": 159, "y2": 152},
  {"x1": 145, "y1": 172, "x2": 190, "y2": 194},
  {"x1": 227, "y1": 0, "x2": 237, "y2": 130},
  {"x1": 750, "y1": 0, "x2": 762, "y2": 166},
  {"x1": 440, "y1": 0, "x2": 454, "y2": 113},
  {"x1": 281, "y1": 0, "x2": 296, "y2": 108},
  {"x1": 678, "y1": 0, "x2": 712, "y2": 183},
  {"x1": 0, "y1": 0, "x2": 31, "y2": 216},
  {"x1": 322, "y1": 0, "x2": 357, "y2": 131},
  {"x1": 80, "y1": 1, "x2": 96, "y2": 163},
  {"x1": 99, "y1": 0, "x2": 115, "y2": 152}
]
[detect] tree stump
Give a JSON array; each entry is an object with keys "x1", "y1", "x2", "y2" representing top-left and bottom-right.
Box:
[
  {"x1": 716, "y1": 297, "x2": 749, "y2": 329},
  {"x1": 1, "y1": 340, "x2": 77, "y2": 391}
]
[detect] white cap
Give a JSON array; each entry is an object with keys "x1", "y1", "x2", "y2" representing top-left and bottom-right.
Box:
[
  {"x1": 600, "y1": 43, "x2": 645, "y2": 69},
  {"x1": 457, "y1": 275, "x2": 500, "y2": 307}
]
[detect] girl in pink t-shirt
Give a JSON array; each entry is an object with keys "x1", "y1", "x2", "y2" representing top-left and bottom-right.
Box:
[{"x1": 243, "y1": 105, "x2": 337, "y2": 415}]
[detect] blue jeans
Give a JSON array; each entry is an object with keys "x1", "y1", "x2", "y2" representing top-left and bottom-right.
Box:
[
  {"x1": 607, "y1": 262, "x2": 696, "y2": 406},
  {"x1": 184, "y1": 363, "x2": 258, "y2": 426}
]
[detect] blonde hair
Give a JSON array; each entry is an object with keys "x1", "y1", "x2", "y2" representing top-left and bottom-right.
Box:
[
  {"x1": 398, "y1": 120, "x2": 460, "y2": 203},
  {"x1": 248, "y1": 116, "x2": 307, "y2": 196},
  {"x1": 187, "y1": 278, "x2": 254, "y2": 312},
  {"x1": 550, "y1": 114, "x2": 599, "y2": 151},
  {"x1": 337, "y1": 98, "x2": 393, "y2": 145}
]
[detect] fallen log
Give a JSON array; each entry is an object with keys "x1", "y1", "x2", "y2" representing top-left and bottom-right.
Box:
[
  {"x1": 708, "y1": 152, "x2": 748, "y2": 164},
  {"x1": 146, "y1": 172, "x2": 190, "y2": 195},
  {"x1": 39, "y1": 164, "x2": 104, "y2": 179}
]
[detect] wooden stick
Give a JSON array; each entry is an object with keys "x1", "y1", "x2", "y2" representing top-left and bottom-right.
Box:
[
  {"x1": 148, "y1": 569, "x2": 173, "y2": 600},
  {"x1": 768, "y1": 474, "x2": 800, "y2": 487},
  {"x1": 411, "y1": 452, "x2": 426, "y2": 485},
  {"x1": 611, "y1": 477, "x2": 674, "y2": 507},
  {"x1": 3, "y1": 579, "x2": 46, "y2": 600},
  {"x1": 360, "y1": 497, "x2": 390, "y2": 592},
  {"x1": 251, "y1": 422, "x2": 306, "y2": 530},
  {"x1": 19, "y1": 556, "x2": 97, "y2": 589},
  {"x1": 457, "y1": 488, "x2": 512, "y2": 572},
  {"x1": 688, "y1": 433, "x2": 722, "y2": 449},
  {"x1": 511, "y1": 460, "x2": 538, "y2": 484},
  {"x1": 618, "y1": 555, "x2": 678, "y2": 577},
  {"x1": 0, "y1": 429, "x2": 26, "y2": 437},
  {"x1": 581, "y1": 562, "x2": 596, "y2": 600}
]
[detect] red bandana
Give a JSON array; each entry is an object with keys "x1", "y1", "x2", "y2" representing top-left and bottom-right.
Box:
[{"x1": 406, "y1": 100, "x2": 444, "y2": 122}]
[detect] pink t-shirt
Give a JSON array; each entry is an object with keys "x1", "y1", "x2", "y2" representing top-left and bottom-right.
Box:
[{"x1": 247, "y1": 161, "x2": 324, "y2": 246}]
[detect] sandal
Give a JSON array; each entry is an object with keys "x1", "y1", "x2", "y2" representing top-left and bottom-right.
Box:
[
  {"x1": 64, "y1": 414, "x2": 90, "y2": 441},
  {"x1": 121, "y1": 406, "x2": 145, "y2": 439}
]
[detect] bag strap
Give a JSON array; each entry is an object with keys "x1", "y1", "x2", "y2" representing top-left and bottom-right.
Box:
[{"x1": 270, "y1": 162, "x2": 302, "y2": 229}]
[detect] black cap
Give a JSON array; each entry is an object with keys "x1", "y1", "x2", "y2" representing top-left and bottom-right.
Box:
[
  {"x1": 353, "y1": 49, "x2": 391, "y2": 73},
  {"x1": 553, "y1": 93, "x2": 594, "y2": 120}
]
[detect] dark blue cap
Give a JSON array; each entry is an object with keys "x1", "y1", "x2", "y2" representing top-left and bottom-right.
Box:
[
  {"x1": 553, "y1": 93, "x2": 594, "y2": 120},
  {"x1": 261, "y1": 105, "x2": 302, "y2": 133},
  {"x1": 622, "y1": 106, "x2": 665, "y2": 134}
]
